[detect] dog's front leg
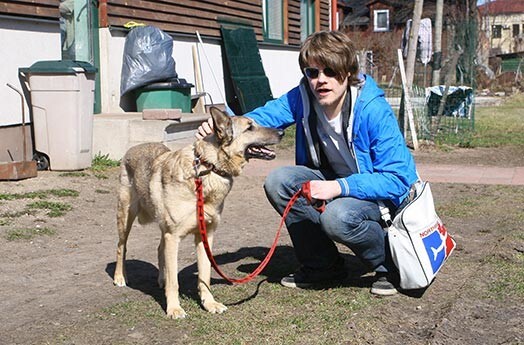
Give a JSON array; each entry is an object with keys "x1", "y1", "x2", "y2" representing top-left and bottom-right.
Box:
[
  {"x1": 195, "y1": 229, "x2": 228, "y2": 314},
  {"x1": 162, "y1": 229, "x2": 186, "y2": 319}
]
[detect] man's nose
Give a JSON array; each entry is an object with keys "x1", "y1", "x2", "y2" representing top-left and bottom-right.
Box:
[{"x1": 317, "y1": 71, "x2": 329, "y2": 82}]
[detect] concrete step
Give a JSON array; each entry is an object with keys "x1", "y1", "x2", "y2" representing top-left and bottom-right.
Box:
[{"x1": 93, "y1": 112, "x2": 209, "y2": 160}]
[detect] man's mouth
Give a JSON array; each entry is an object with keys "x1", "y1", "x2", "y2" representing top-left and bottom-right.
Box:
[{"x1": 316, "y1": 88, "x2": 331, "y2": 97}]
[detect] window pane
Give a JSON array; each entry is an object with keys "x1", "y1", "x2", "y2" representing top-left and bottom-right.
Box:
[
  {"x1": 513, "y1": 24, "x2": 520, "y2": 37},
  {"x1": 266, "y1": 0, "x2": 283, "y2": 41},
  {"x1": 492, "y1": 25, "x2": 502, "y2": 39},
  {"x1": 301, "y1": 0, "x2": 315, "y2": 41},
  {"x1": 374, "y1": 10, "x2": 389, "y2": 31},
  {"x1": 377, "y1": 13, "x2": 387, "y2": 28}
]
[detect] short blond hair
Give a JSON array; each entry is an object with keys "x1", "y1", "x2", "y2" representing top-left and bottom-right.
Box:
[{"x1": 299, "y1": 31, "x2": 360, "y2": 86}]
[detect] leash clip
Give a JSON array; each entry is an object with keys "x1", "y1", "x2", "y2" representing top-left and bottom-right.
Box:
[
  {"x1": 301, "y1": 181, "x2": 325, "y2": 213},
  {"x1": 193, "y1": 156, "x2": 201, "y2": 177}
]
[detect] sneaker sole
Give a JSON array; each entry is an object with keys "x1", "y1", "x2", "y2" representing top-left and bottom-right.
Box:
[
  {"x1": 280, "y1": 277, "x2": 313, "y2": 289},
  {"x1": 370, "y1": 287, "x2": 398, "y2": 296},
  {"x1": 280, "y1": 273, "x2": 348, "y2": 289}
]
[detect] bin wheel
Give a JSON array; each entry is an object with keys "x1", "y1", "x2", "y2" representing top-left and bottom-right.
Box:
[{"x1": 33, "y1": 153, "x2": 49, "y2": 171}]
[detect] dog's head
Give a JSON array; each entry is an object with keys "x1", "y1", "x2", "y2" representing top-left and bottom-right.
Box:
[{"x1": 202, "y1": 107, "x2": 284, "y2": 175}]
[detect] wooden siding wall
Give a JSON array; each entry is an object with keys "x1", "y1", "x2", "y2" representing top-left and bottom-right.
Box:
[
  {"x1": 0, "y1": 0, "x2": 331, "y2": 47},
  {"x1": 0, "y1": 0, "x2": 59, "y2": 20},
  {"x1": 105, "y1": 0, "x2": 330, "y2": 47}
]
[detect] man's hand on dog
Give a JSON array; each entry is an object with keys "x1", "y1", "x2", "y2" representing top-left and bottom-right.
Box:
[{"x1": 196, "y1": 118, "x2": 214, "y2": 139}]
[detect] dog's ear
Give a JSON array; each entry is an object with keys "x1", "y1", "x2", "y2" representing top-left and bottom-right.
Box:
[{"x1": 210, "y1": 107, "x2": 233, "y2": 145}]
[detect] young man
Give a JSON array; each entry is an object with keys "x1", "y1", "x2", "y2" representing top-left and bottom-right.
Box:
[{"x1": 197, "y1": 30, "x2": 418, "y2": 296}]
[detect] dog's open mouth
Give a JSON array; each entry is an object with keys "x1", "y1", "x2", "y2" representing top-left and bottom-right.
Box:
[{"x1": 245, "y1": 145, "x2": 276, "y2": 160}]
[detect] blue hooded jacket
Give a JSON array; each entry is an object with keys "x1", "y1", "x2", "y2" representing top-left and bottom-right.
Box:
[{"x1": 245, "y1": 75, "x2": 418, "y2": 206}]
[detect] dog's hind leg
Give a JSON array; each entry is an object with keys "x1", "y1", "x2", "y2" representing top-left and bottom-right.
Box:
[
  {"x1": 195, "y1": 229, "x2": 228, "y2": 314},
  {"x1": 113, "y1": 181, "x2": 138, "y2": 287}
]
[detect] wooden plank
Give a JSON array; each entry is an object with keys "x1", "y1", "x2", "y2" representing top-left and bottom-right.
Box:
[
  {"x1": 185, "y1": 0, "x2": 261, "y2": 11},
  {"x1": 6, "y1": 0, "x2": 58, "y2": 6},
  {"x1": 192, "y1": 44, "x2": 207, "y2": 114},
  {"x1": 108, "y1": 18, "x2": 263, "y2": 40},
  {"x1": 108, "y1": 17, "x2": 221, "y2": 38},
  {"x1": 107, "y1": 5, "x2": 237, "y2": 28},
  {"x1": 397, "y1": 49, "x2": 419, "y2": 150},
  {"x1": 108, "y1": 0, "x2": 261, "y2": 18},
  {"x1": 0, "y1": 3, "x2": 58, "y2": 19},
  {"x1": 106, "y1": 3, "x2": 263, "y2": 34},
  {"x1": 108, "y1": 0, "x2": 261, "y2": 22}
]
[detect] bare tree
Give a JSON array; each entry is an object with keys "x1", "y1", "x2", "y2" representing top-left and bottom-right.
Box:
[
  {"x1": 405, "y1": 0, "x2": 424, "y2": 89},
  {"x1": 432, "y1": 0, "x2": 444, "y2": 86}
]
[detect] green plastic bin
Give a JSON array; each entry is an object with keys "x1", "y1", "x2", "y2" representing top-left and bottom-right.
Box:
[{"x1": 135, "y1": 78, "x2": 194, "y2": 112}]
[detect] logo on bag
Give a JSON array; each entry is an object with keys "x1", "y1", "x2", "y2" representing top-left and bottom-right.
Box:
[{"x1": 421, "y1": 220, "x2": 456, "y2": 273}]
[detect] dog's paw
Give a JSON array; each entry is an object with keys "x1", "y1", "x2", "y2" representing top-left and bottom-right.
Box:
[
  {"x1": 166, "y1": 306, "x2": 187, "y2": 319},
  {"x1": 113, "y1": 275, "x2": 127, "y2": 287},
  {"x1": 203, "y1": 300, "x2": 228, "y2": 314}
]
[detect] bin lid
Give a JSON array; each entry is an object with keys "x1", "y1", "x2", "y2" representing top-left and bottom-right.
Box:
[
  {"x1": 19, "y1": 60, "x2": 97, "y2": 74},
  {"x1": 140, "y1": 78, "x2": 194, "y2": 91}
]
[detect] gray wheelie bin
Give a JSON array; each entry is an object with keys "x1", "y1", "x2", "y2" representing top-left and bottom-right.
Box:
[{"x1": 20, "y1": 60, "x2": 96, "y2": 170}]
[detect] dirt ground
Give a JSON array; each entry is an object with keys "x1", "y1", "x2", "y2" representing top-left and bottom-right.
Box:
[{"x1": 1, "y1": 145, "x2": 523, "y2": 345}]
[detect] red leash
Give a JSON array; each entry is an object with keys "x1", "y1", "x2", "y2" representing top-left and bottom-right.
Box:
[{"x1": 195, "y1": 179, "x2": 323, "y2": 284}]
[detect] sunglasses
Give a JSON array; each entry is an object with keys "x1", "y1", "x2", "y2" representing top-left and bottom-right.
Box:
[{"x1": 303, "y1": 67, "x2": 338, "y2": 79}]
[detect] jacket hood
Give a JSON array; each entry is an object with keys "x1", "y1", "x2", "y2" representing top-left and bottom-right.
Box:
[{"x1": 356, "y1": 74, "x2": 385, "y2": 110}]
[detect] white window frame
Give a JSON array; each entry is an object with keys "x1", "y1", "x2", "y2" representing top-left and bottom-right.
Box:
[{"x1": 373, "y1": 9, "x2": 390, "y2": 32}]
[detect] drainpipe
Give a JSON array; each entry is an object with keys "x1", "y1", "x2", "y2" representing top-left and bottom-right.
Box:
[
  {"x1": 331, "y1": 0, "x2": 338, "y2": 30},
  {"x1": 99, "y1": 0, "x2": 108, "y2": 27}
]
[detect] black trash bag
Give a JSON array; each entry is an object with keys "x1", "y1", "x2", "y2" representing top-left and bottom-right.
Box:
[{"x1": 120, "y1": 25, "x2": 178, "y2": 96}]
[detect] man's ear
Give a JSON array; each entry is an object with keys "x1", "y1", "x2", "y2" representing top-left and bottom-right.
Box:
[{"x1": 209, "y1": 106, "x2": 233, "y2": 145}]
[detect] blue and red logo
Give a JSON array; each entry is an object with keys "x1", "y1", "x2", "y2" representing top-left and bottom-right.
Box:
[{"x1": 422, "y1": 221, "x2": 456, "y2": 273}]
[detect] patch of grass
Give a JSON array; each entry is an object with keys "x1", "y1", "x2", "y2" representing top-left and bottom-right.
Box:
[
  {"x1": 91, "y1": 153, "x2": 120, "y2": 172},
  {"x1": 437, "y1": 196, "x2": 480, "y2": 218},
  {"x1": 1, "y1": 209, "x2": 36, "y2": 218},
  {"x1": 95, "y1": 189, "x2": 111, "y2": 194},
  {"x1": 6, "y1": 227, "x2": 56, "y2": 241},
  {"x1": 276, "y1": 125, "x2": 296, "y2": 150},
  {"x1": 100, "y1": 281, "x2": 381, "y2": 344},
  {"x1": 93, "y1": 173, "x2": 108, "y2": 180},
  {"x1": 437, "y1": 94, "x2": 524, "y2": 148},
  {"x1": 438, "y1": 185, "x2": 524, "y2": 220},
  {"x1": 182, "y1": 284, "x2": 381, "y2": 343},
  {"x1": 48, "y1": 189, "x2": 79, "y2": 197},
  {"x1": 0, "y1": 189, "x2": 79, "y2": 200},
  {"x1": 100, "y1": 298, "x2": 165, "y2": 327},
  {"x1": 26, "y1": 201, "x2": 72, "y2": 217},
  {"x1": 59, "y1": 171, "x2": 89, "y2": 177},
  {"x1": 485, "y1": 252, "x2": 524, "y2": 300}
]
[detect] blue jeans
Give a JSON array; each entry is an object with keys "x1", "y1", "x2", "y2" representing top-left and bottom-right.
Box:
[{"x1": 264, "y1": 165, "x2": 394, "y2": 274}]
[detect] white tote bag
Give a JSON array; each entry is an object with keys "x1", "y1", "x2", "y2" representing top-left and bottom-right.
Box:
[{"x1": 384, "y1": 182, "x2": 456, "y2": 290}]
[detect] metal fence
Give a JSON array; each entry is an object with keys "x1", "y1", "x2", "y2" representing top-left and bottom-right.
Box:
[{"x1": 366, "y1": 20, "x2": 478, "y2": 146}]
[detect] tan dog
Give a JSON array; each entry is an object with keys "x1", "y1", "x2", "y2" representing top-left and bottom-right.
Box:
[{"x1": 113, "y1": 107, "x2": 283, "y2": 319}]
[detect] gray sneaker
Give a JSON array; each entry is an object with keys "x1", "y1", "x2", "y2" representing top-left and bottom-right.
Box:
[
  {"x1": 280, "y1": 264, "x2": 348, "y2": 289},
  {"x1": 370, "y1": 273, "x2": 398, "y2": 296}
]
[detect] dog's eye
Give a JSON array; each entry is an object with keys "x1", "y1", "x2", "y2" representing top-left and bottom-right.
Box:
[{"x1": 247, "y1": 122, "x2": 254, "y2": 131}]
